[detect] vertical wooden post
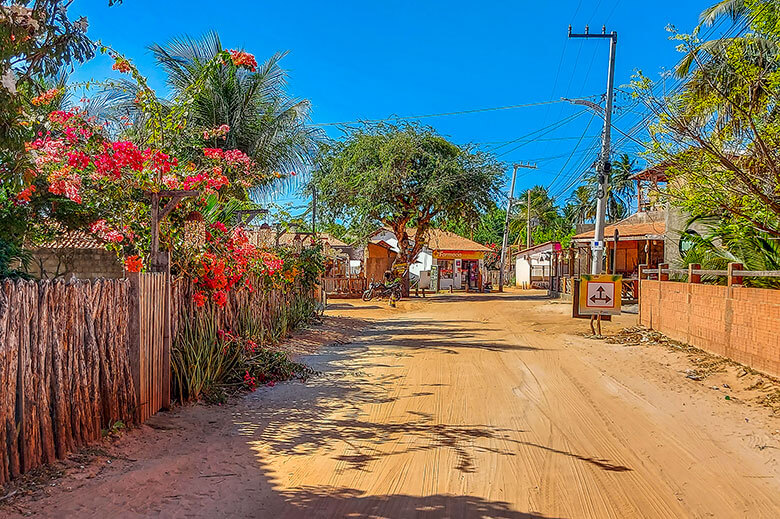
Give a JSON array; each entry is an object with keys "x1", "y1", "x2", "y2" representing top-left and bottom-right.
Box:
[
  {"x1": 727, "y1": 262, "x2": 743, "y2": 301},
  {"x1": 637, "y1": 264, "x2": 646, "y2": 323},
  {"x1": 687, "y1": 263, "x2": 700, "y2": 306},
  {"x1": 727, "y1": 262, "x2": 743, "y2": 287},
  {"x1": 160, "y1": 252, "x2": 171, "y2": 409},
  {"x1": 688, "y1": 263, "x2": 701, "y2": 284},
  {"x1": 659, "y1": 263, "x2": 669, "y2": 282},
  {"x1": 127, "y1": 272, "x2": 142, "y2": 423}
]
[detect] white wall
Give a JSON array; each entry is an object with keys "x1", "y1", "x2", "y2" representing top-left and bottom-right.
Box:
[{"x1": 516, "y1": 257, "x2": 532, "y2": 287}]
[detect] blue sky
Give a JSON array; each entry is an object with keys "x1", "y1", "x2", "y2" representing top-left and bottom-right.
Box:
[{"x1": 70, "y1": 0, "x2": 711, "y2": 213}]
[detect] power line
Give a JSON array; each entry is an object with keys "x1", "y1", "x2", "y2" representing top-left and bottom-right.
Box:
[
  {"x1": 312, "y1": 99, "x2": 568, "y2": 127},
  {"x1": 495, "y1": 110, "x2": 589, "y2": 157}
]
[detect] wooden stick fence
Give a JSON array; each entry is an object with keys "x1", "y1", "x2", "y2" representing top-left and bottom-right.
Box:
[{"x1": 0, "y1": 279, "x2": 136, "y2": 486}]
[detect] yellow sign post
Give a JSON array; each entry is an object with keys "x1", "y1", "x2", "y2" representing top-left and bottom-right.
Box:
[{"x1": 578, "y1": 274, "x2": 622, "y2": 316}]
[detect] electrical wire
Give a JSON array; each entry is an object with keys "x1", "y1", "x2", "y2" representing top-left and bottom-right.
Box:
[{"x1": 312, "y1": 99, "x2": 568, "y2": 127}]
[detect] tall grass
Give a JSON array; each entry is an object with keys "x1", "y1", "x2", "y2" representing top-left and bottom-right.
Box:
[{"x1": 172, "y1": 287, "x2": 318, "y2": 402}]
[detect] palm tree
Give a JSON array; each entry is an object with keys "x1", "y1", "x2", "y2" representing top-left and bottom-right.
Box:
[
  {"x1": 607, "y1": 154, "x2": 637, "y2": 221},
  {"x1": 579, "y1": 153, "x2": 636, "y2": 223},
  {"x1": 509, "y1": 185, "x2": 563, "y2": 246},
  {"x1": 564, "y1": 185, "x2": 594, "y2": 226},
  {"x1": 103, "y1": 32, "x2": 320, "y2": 198},
  {"x1": 148, "y1": 32, "x2": 321, "y2": 196}
]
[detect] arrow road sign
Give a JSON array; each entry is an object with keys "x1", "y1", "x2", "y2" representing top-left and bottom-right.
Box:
[
  {"x1": 586, "y1": 282, "x2": 615, "y2": 308},
  {"x1": 577, "y1": 275, "x2": 622, "y2": 316},
  {"x1": 590, "y1": 286, "x2": 612, "y2": 304}
]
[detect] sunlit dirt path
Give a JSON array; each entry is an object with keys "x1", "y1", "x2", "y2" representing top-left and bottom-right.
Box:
[{"x1": 5, "y1": 291, "x2": 780, "y2": 518}]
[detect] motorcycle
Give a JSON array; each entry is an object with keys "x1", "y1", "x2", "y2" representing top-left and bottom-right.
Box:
[{"x1": 362, "y1": 280, "x2": 402, "y2": 302}]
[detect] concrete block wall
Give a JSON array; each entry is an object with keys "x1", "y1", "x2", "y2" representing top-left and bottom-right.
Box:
[
  {"x1": 640, "y1": 280, "x2": 780, "y2": 378},
  {"x1": 27, "y1": 248, "x2": 124, "y2": 280}
]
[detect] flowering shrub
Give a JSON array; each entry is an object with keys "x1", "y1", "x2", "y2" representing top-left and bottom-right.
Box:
[
  {"x1": 6, "y1": 47, "x2": 281, "y2": 291},
  {"x1": 30, "y1": 88, "x2": 60, "y2": 106},
  {"x1": 203, "y1": 124, "x2": 230, "y2": 140}
]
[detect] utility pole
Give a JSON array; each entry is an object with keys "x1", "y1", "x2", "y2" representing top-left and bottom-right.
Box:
[
  {"x1": 569, "y1": 24, "x2": 617, "y2": 275},
  {"x1": 499, "y1": 162, "x2": 537, "y2": 292},
  {"x1": 526, "y1": 189, "x2": 532, "y2": 250}
]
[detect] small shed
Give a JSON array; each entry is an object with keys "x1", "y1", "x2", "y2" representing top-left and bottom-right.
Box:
[{"x1": 515, "y1": 241, "x2": 561, "y2": 289}]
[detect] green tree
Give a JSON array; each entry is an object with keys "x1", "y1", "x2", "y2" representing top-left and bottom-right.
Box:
[
  {"x1": 510, "y1": 185, "x2": 575, "y2": 248},
  {"x1": 312, "y1": 123, "x2": 504, "y2": 293},
  {"x1": 564, "y1": 185, "x2": 594, "y2": 225},
  {"x1": 580, "y1": 153, "x2": 636, "y2": 223},
  {"x1": 636, "y1": 0, "x2": 780, "y2": 237},
  {"x1": 143, "y1": 32, "x2": 319, "y2": 197},
  {"x1": 1, "y1": 1, "x2": 122, "y2": 182},
  {"x1": 439, "y1": 201, "x2": 510, "y2": 247}
]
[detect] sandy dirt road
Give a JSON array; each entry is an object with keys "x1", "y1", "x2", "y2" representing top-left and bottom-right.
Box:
[{"x1": 5, "y1": 291, "x2": 780, "y2": 518}]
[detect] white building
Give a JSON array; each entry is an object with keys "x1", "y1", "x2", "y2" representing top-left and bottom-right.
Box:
[{"x1": 515, "y1": 241, "x2": 561, "y2": 289}]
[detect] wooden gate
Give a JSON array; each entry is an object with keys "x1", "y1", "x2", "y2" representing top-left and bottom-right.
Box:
[{"x1": 128, "y1": 272, "x2": 171, "y2": 422}]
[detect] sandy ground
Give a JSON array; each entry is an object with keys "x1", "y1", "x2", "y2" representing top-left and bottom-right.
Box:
[{"x1": 4, "y1": 290, "x2": 780, "y2": 518}]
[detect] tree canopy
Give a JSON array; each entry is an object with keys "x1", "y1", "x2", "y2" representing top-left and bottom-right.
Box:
[
  {"x1": 312, "y1": 123, "x2": 504, "y2": 276},
  {"x1": 636, "y1": 0, "x2": 780, "y2": 238}
]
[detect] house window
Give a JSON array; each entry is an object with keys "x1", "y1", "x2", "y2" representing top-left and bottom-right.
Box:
[{"x1": 679, "y1": 229, "x2": 700, "y2": 257}]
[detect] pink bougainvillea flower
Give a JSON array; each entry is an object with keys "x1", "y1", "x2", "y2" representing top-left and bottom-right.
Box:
[
  {"x1": 47, "y1": 167, "x2": 82, "y2": 203},
  {"x1": 90, "y1": 219, "x2": 124, "y2": 243}
]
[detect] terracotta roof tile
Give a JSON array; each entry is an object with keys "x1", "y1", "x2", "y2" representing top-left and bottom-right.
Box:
[
  {"x1": 573, "y1": 216, "x2": 666, "y2": 240},
  {"x1": 37, "y1": 230, "x2": 104, "y2": 249},
  {"x1": 407, "y1": 227, "x2": 492, "y2": 252}
]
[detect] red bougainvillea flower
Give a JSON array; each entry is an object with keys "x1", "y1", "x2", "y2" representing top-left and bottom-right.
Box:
[
  {"x1": 124, "y1": 255, "x2": 143, "y2": 272},
  {"x1": 193, "y1": 291, "x2": 207, "y2": 307},
  {"x1": 210, "y1": 221, "x2": 228, "y2": 234},
  {"x1": 14, "y1": 185, "x2": 36, "y2": 205},
  {"x1": 31, "y1": 88, "x2": 60, "y2": 106},
  {"x1": 245, "y1": 339, "x2": 258, "y2": 354},
  {"x1": 203, "y1": 148, "x2": 224, "y2": 160},
  {"x1": 244, "y1": 370, "x2": 257, "y2": 391},
  {"x1": 226, "y1": 50, "x2": 257, "y2": 72},
  {"x1": 212, "y1": 290, "x2": 228, "y2": 307}
]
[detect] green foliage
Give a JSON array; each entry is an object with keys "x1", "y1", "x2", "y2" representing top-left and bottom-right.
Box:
[
  {"x1": 510, "y1": 185, "x2": 576, "y2": 248},
  {"x1": 439, "y1": 202, "x2": 510, "y2": 247},
  {"x1": 1, "y1": 1, "x2": 119, "y2": 181},
  {"x1": 636, "y1": 1, "x2": 780, "y2": 239},
  {"x1": 312, "y1": 122, "x2": 504, "y2": 268},
  {"x1": 145, "y1": 32, "x2": 320, "y2": 198},
  {"x1": 680, "y1": 216, "x2": 780, "y2": 288},
  {"x1": 172, "y1": 289, "x2": 317, "y2": 402}
]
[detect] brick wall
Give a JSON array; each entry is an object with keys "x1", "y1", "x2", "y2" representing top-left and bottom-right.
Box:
[
  {"x1": 27, "y1": 247, "x2": 124, "y2": 280},
  {"x1": 640, "y1": 280, "x2": 780, "y2": 377}
]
